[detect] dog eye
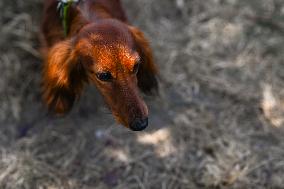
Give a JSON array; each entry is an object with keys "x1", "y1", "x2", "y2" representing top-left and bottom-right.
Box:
[
  {"x1": 133, "y1": 63, "x2": 140, "y2": 74},
  {"x1": 96, "y1": 72, "x2": 113, "y2": 82}
]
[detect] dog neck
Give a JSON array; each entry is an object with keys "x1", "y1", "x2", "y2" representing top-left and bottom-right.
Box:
[{"x1": 65, "y1": 0, "x2": 128, "y2": 37}]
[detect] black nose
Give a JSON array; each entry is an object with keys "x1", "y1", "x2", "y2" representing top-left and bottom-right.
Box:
[{"x1": 130, "y1": 118, "x2": 148, "y2": 131}]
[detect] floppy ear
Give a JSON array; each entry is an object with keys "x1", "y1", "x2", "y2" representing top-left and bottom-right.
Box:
[
  {"x1": 43, "y1": 40, "x2": 87, "y2": 114},
  {"x1": 129, "y1": 26, "x2": 158, "y2": 95}
]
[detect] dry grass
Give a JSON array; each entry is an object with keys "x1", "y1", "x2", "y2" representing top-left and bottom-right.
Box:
[{"x1": 0, "y1": 0, "x2": 284, "y2": 188}]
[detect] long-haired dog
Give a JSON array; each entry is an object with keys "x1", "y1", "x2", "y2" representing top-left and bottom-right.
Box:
[{"x1": 41, "y1": 0, "x2": 158, "y2": 131}]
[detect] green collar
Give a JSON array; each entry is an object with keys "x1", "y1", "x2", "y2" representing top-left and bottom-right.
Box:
[{"x1": 57, "y1": 0, "x2": 80, "y2": 37}]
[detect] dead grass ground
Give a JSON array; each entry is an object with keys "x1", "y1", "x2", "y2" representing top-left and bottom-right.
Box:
[{"x1": 0, "y1": 0, "x2": 284, "y2": 188}]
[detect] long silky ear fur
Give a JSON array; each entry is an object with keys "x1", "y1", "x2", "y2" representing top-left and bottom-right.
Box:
[
  {"x1": 129, "y1": 26, "x2": 158, "y2": 95},
  {"x1": 43, "y1": 40, "x2": 87, "y2": 114}
]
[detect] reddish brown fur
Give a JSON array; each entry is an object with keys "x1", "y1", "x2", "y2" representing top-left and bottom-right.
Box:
[{"x1": 41, "y1": 0, "x2": 158, "y2": 129}]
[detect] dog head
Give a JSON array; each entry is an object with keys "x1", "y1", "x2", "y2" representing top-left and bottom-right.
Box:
[{"x1": 43, "y1": 19, "x2": 158, "y2": 131}]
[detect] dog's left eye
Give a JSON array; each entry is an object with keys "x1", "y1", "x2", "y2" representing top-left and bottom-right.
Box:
[
  {"x1": 96, "y1": 72, "x2": 113, "y2": 82},
  {"x1": 133, "y1": 63, "x2": 140, "y2": 74}
]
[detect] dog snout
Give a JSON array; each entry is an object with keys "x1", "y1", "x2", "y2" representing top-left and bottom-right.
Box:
[{"x1": 129, "y1": 117, "x2": 148, "y2": 131}]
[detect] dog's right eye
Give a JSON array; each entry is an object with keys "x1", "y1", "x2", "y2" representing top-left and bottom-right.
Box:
[{"x1": 96, "y1": 72, "x2": 113, "y2": 82}]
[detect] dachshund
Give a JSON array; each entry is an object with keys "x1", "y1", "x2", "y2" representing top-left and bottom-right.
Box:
[{"x1": 40, "y1": 0, "x2": 158, "y2": 131}]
